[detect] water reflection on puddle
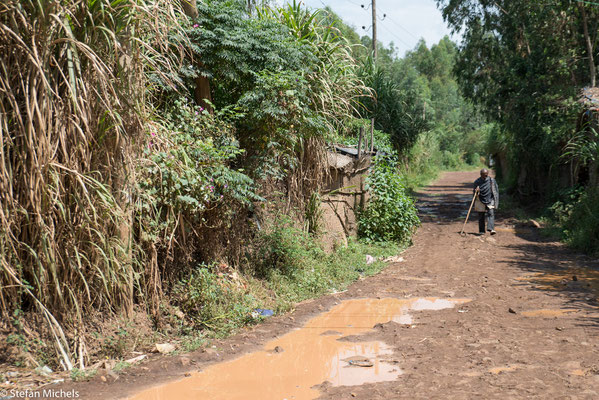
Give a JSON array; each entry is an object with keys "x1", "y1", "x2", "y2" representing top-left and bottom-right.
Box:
[{"x1": 129, "y1": 297, "x2": 470, "y2": 400}]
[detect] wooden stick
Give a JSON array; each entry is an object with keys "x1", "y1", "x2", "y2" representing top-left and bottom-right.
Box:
[{"x1": 460, "y1": 188, "x2": 479, "y2": 235}]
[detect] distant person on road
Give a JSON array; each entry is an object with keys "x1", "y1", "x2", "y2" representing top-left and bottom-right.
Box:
[{"x1": 473, "y1": 169, "x2": 499, "y2": 235}]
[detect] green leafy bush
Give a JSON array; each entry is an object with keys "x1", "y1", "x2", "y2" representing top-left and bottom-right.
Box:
[
  {"x1": 251, "y1": 216, "x2": 324, "y2": 279},
  {"x1": 550, "y1": 186, "x2": 599, "y2": 254},
  {"x1": 359, "y1": 155, "x2": 420, "y2": 243},
  {"x1": 137, "y1": 99, "x2": 262, "y2": 242},
  {"x1": 175, "y1": 0, "x2": 367, "y2": 177},
  {"x1": 187, "y1": 1, "x2": 310, "y2": 108},
  {"x1": 171, "y1": 220, "x2": 402, "y2": 337},
  {"x1": 441, "y1": 150, "x2": 462, "y2": 169},
  {"x1": 235, "y1": 69, "x2": 326, "y2": 178}
]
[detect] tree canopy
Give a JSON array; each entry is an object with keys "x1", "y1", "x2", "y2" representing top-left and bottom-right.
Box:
[{"x1": 437, "y1": 0, "x2": 598, "y2": 192}]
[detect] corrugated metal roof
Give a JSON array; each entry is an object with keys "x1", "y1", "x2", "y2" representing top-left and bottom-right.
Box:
[{"x1": 333, "y1": 145, "x2": 359, "y2": 157}]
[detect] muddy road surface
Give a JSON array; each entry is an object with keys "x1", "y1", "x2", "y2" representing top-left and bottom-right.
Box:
[{"x1": 76, "y1": 171, "x2": 599, "y2": 399}]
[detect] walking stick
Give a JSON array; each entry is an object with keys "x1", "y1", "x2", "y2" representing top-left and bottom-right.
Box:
[{"x1": 460, "y1": 188, "x2": 479, "y2": 236}]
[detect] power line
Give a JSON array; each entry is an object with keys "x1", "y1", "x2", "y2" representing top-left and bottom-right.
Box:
[
  {"x1": 345, "y1": 0, "x2": 419, "y2": 51},
  {"x1": 375, "y1": 7, "x2": 420, "y2": 41},
  {"x1": 355, "y1": 1, "x2": 421, "y2": 49},
  {"x1": 378, "y1": 22, "x2": 416, "y2": 50},
  {"x1": 346, "y1": 0, "x2": 362, "y2": 6}
]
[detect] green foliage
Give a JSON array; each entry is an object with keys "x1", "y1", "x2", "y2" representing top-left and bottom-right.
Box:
[
  {"x1": 169, "y1": 218, "x2": 402, "y2": 337},
  {"x1": 564, "y1": 124, "x2": 599, "y2": 165},
  {"x1": 261, "y1": 1, "x2": 368, "y2": 127},
  {"x1": 437, "y1": 0, "x2": 597, "y2": 194},
  {"x1": 113, "y1": 361, "x2": 131, "y2": 372},
  {"x1": 178, "y1": 0, "x2": 366, "y2": 180},
  {"x1": 359, "y1": 156, "x2": 420, "y2": 243},
  {"x1": 350, "y1": 36, "x2": 488, "y2": 172},
  {"x1": 70, "y1": 367, "x2": 97, "y2": 382},
  {"x1": 134, "y1": 99, "x2": 264, "y2": 275},
  {"x1": 550, "y1": 186, "x2": 599, "y2": 254},
  {"x1": 188, "y1": 1, "x2": 310, "y2": 108},
  {"x1": 334, "y1": 118, "x2": 394, "y2": 155},
  {"x1": 138, "y1": 100, "x2": 260, "y2": 218},
  {"x1": 250, "y1": 216, "x2": 401, "y2": 306},
  {"x1": 101, "y1": 327, "x2": 130, "y2": 359},
  {"x1": 179, "y1": 335, "x2": 208, "y2": 353},
  {"x1": 362, "y1": 63, "x2": 430, "y2": 151},
  {"x1": 251, "y1": 216, "x2": 322, "y2": 278},
  {"x1": 264, "y1": 238, "x2": 400, "y2": 308},
  {"x1": 304, "y1": 192, "x2": 324, "y2": 235},
  {"x1": 235, "y1": 69, "x2": 326, "y2": 178},
  {"x1": 173, "y1": 265, "x2": 258, "y2": 334},
  {"x1": 400, "y1": 37, "x2": 488, "y2": 162}
]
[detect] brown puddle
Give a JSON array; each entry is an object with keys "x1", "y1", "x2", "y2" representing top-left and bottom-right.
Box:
[
  {"x1": 521, "y1": 309, "x2": 578, "y2": 318},
  {"x1": 516, "y1": 268, "x2": 599, "y2": 297},
  {"x1": 489, "y1": 365, "x2": 519, "y2": 374},
  {"x1": 392, "y1": 276, "x2": 431, "y2": 282},
  {"x1": 129, "y1": 297, "x2": 469, "y2": 400},
  {"x1": 571, "y1": 369, "x2": 587, "y2": 376}
]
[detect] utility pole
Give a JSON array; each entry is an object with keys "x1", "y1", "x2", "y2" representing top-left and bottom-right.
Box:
[
  {"x1": 371, "y1": 0, "x2": 377, "y2": 152},
  {"x1": 371, "y1": 0, "x2": 377, "y2": 59}
]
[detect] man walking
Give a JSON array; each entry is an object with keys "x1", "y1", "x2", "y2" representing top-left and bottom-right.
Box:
[{"x1": 473, "y1": 169, "x2": 499, "y2": 235}]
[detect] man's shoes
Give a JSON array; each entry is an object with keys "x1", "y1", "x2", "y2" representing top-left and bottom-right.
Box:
[
  {"x1": 490, "y1": 230, "x2": 496, "y2": 235},
  {"x1": 478, "y1": 232, "x2": 485, "y2": 236}
]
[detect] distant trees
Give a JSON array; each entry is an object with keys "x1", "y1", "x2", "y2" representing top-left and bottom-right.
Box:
[{"x1": 437, "y1": 0, "x2": 599, "y2": 193}]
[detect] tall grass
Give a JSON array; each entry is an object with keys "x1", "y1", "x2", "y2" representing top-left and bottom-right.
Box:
[{"x1": 0, "y1": 0, "x2": 182, "y2": 369}]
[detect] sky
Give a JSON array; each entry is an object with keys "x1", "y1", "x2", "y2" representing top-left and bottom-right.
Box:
[{"x1": 292, "y1": 0, "x2": 458, "y2": 57}]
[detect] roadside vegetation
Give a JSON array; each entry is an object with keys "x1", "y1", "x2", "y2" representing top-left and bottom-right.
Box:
[
  {"x1": 0, "y1": 0, "x2": 487, "y2": 372},
  {"x1": 544, "y1": 186, "x2": 599, "y2": 254}
]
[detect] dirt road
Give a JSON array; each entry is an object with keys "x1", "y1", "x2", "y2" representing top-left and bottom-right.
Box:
[{"x1": 76, "y1": 171, "x2": 599, "y2": 399}]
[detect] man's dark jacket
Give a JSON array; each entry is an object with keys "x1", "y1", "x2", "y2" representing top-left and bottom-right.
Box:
[{"x1": 474, "y1": 176, "x2": 499, "y2": 208}]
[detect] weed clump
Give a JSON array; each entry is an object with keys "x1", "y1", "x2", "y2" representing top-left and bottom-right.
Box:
[
  {"x1": 173, "y1": 266, "x2": 258, "y2": 335},
  {"x1": 249, "y1": 216, "x2": 400, "y2": 309}
]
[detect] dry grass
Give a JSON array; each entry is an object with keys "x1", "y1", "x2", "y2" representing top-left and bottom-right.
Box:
[{"x1": 0, "y1": 0, "x2": 183, "y2": 370}]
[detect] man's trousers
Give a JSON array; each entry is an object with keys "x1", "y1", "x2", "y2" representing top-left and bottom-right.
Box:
[{"x1": 478, "y1": 207, "x2": 495, "y2": 233}]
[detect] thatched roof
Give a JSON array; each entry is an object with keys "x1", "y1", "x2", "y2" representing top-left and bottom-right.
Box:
[{"x1": 580, "y1": 87, "x2": 599, "y2": 111}]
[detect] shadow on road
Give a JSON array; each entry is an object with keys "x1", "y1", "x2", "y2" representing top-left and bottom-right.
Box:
[
  {"x1": 499, "y1": 238, "x2": 599, "y2": 326},
  {"x1": 416, "y1": 171, "x2": 599, "y2": 326}
]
